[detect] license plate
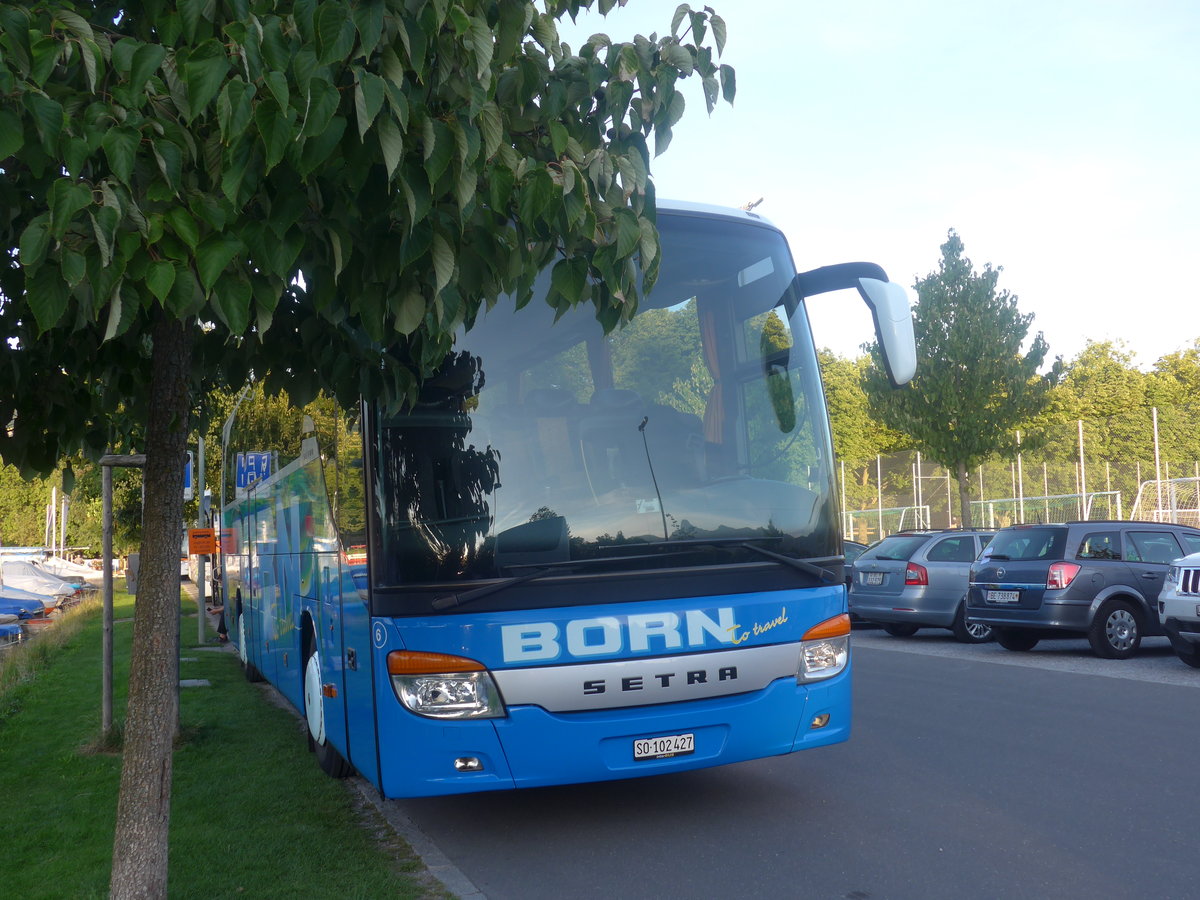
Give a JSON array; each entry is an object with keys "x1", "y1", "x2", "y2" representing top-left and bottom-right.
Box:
[
  {"x1": 634, "y1": 733, "x2": 695, "y2": 760},
  {"x1": 864, "y1": 572, "x2": 884, "y2": 585},
  {"x1": 987, "y1": 590, "x2": 1020, "y2": 604}
]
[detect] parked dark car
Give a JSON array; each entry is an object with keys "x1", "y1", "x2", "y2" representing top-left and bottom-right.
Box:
[
  {"x1": 843, "y1": 540, "x2": 868, "y2": 586},
  {"x1": 966, "y1": 521, "x2": 1200, "y2": 658},
  {"x1": 849, "y1": 530, "x2": 996, "y2": 642}
]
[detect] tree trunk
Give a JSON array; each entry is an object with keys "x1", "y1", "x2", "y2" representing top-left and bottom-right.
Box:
[
  {"x1": 956, "y1": 460, "x2": 973, "y2": 529},
  {"x1": 110, "y1": 313, "x2": 192, "y2": 898}
]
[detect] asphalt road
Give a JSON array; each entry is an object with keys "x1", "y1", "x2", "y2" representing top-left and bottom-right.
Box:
[{"x1": 383, "y1": 631, "x2": 1200, "y2": 900}]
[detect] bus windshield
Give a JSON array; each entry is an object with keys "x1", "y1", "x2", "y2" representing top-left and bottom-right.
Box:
[{"x1": 368, "y1": 209, "x2": 837, "y2": 602}]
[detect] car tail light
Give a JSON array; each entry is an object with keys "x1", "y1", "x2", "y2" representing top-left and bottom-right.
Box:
[
  {"x1": 905, "y1": 563, "x2": 928, "y2": 586},
  {"x1": 1047, "y1": 562, "x2": 1081, "y2": 590}
]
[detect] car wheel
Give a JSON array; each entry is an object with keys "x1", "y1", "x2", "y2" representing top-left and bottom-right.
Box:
[
  {"x1": 883, "y1": 623, "x2": 919, "y2": 637},
  {"x1": 303, "y1": 646, "x2": 354, "y2": 778},
  {"x1": 951, "y1": 601, "x2": 993, "y2": 644},
  {"x1": 995, "y1": 628, "x2": 1039, "y2": 652},
  {"x1": 1088, "y1": 599, "x2": 1141, "y2": 660}
]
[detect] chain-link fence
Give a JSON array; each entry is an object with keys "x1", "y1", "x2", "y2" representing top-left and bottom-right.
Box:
[{"x1": 839, "y1": 407, "x2": 1200, "y2": 543}]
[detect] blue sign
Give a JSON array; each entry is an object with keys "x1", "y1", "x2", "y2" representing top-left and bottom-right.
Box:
[
  {"x1": 184, "y1": 451, "x2": 194, "y2": 501},
  {"x1": 236, "y1": 452, "x2": 272, "y2": 492}
]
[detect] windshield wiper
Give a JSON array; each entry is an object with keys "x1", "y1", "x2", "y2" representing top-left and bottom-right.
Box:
[
  {"x1": 431, "y1": 552, "x2": 694, "y2": 610},
  {"x1": 601, "y1": 536, "x2": 839, "y2": 584}
]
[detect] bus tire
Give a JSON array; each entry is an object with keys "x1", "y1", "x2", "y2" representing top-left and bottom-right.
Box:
[
  {"x1": 239, "y1": 612, "x2": 264, "y2": 683},
  {"x1": 303, "y1": 646, "x2": 354, "y2": 779}
]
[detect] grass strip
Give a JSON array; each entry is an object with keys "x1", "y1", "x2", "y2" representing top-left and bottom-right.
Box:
[{"x1": 0, "y1": 585, "x2": 444, "y2": 899}]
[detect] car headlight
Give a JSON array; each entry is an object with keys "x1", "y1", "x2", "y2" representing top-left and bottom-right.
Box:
[
  {"x1": 387, "y1": 651, "x2": 506, "y2": 719},
  {"x1": 797, "y1": 613, "x2": 850, "y2": 682},
  {"x1": 1166, "y1": 566, "x2": 1179, "y2": 585}
]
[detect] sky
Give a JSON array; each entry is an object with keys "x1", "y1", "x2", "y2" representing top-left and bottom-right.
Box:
[{"x1": 557, "y1": 0, "x2": 1200, "y2": 368}]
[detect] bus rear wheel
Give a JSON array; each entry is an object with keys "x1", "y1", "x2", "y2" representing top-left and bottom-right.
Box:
[{"x1": 303, "y1": 646, "x2": 354, "y2": 779}]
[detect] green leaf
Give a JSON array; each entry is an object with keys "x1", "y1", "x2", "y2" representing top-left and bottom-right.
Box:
[
  {"x1": 263, "y1": 70, "x2": 289, "y2": 109},
  {"x1": 153, "y1": 139, "x2": 184, "y2": 192},
  {"x1": 467, "y1": 16, "x2": 494, "y2": 80},
  {"x1": 719, "y1": 64, "x2": 736, "y2": 104},
  {"x1": 146, "y1": 260, "x2": 176, "y2": 302},
  {"x1": 300, "y1": 76, "x2": 340, "y2": 138},
  {"x1": 49, "y1": 179, "x2": 94, "y2": 239},
  {"x1": 195, "y1": 233, "x2": 243, "y2": 293},
  {"x1": 23, "y1": 92, "x2": 64, "y2": 153},
  {"x1": 353, "y1": 0, "x2": 385, "y2": 57},
  {"x1": 431, "y1": 232, "x2": 454, "y2": 295},
  {"x1": 211, "y1": 272, "x2": 253, "y2": 332},
  {"x1": 550, "y1": 257, "x2": 587, "y2": 305},
  {"x1": 61, "y1": 250, "x2": 87, "y2": 288},
  {"x1": 377, "y1": 114, "x2": 403, "y2": 180},
  {"x1": 217, "y1": 79, "x2": 255, "y2": 145},
  {"x1": 0, "y1": 109, "x2": 23, "y2": 159},
  {"x1": 183, "y1": 40, "x2": 231, "y2": 118},
  {"x1": 354, "y1": 71, "x2": 385, "y2": 140},
  {"x1": 315, "y1": 3, "x2": 354, "y2": 64},
  {"x1": 18, "y1": 215, "x2": 51, "y2": 270},
  {"x1": 711, "y1": 14, "x2": 728, "y2": 55},
  {"x1": 27, "y1": 266, "x2": 71, "y2": 333},
  {"x1": 255, "y1": 102, "x2": 290, "y2": 172},
  {"x1": 102, "y1": 127, "x2": 140, "y2": 185},
  {"x1": 663, "y1": 43, "x2": 694, "y2": 76},
  {"x1": 613, "y1": 208, "x2": 640, "y2": 258},
  {"x1": 670, "y1": 3, "x2": 689, "y2": 34},
  {"x1": 166, "y1": 207, "x2": 200, "y2": 250},
  {"x1": 394, "y1": 290, "x2": 425, "y2": 336},
  {"x1": 478, "y1": 102, "x2": 502, "y2": 160},
  {"x1": 130, "y1": 42, "x2": 167, "y2": 93}
]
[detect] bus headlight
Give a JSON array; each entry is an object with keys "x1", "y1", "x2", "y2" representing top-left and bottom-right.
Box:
[
  {"x1": 387, "y1": 651, "x2": 506, "y2": 719},
  {"x1": 797, "y1": 614, "x2": 850, "y2": 682}
]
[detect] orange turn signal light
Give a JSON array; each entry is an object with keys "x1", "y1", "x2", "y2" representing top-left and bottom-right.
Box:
[
  {"x1": 802, "y1": 613, "x2": 851, "y2": 641},
  {"x1": 386, "y1": 650, "x2": 487, "y2": 675}
]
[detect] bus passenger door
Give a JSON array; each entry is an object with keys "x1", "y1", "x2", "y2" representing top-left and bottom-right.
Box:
[{"x1": 337, "y1": 562, "x2": 379, "y2": 786}]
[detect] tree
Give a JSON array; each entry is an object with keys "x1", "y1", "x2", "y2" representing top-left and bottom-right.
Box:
[
  {"x1": 0, "y1": 1, "x2": 734, "y2": 894},
  {"x1": 818, "y1": 349, "x2": 909, "y2": 503},
  {"x1": 863, "y1": 230, "x2": 1057, "y2": 527}
]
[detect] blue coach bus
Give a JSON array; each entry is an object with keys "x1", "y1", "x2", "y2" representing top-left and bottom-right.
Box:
[{"x1": 218, "y1": 200, "x2": 915, "y2": 798}]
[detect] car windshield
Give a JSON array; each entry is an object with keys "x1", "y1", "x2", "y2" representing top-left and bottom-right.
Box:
[
  {"x1": 859, "y1": 534, "x2": 930, "y2": 562},
  {"x1": 985, "y1": 528, "x2": 1067, "y2": 561}
]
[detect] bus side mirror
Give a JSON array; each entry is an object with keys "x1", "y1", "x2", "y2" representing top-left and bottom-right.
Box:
[
  {"x1": 856, "y1": 278, "x2": 916, "y2": 387},
  {"x1": 792, "y1": 263, "x2": 917, "y2": 388}
]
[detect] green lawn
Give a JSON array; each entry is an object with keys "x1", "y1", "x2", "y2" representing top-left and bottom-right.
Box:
[{"x1": 0, "y1": 586, "x2": 443, "y2": 899}]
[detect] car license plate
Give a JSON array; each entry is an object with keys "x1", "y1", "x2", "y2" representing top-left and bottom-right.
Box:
[
  {"x1": 864, "y1": 572, "x2": 884, "y2": 585},
  {"x1": 634, "y1": 733, "x2": 695, "y2": 760},
  {"x1": 987, "y1": 590, "x2": 1020, "y2": 604}
]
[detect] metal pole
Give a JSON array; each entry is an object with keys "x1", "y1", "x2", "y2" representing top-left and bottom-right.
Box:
[
  {"x1": 1077, "y1": 420, "x2": 1087, "y2": 519},
  {"x1": 1016, "y1": 430, "x2": 1025, "y2": 524},
  {"x1": 840, "y1": 460, "x2": 847, "y2": 538},
  {"x1": 916, "y1": 452, "x2": 924, "y2": 527},
  {"x1": 1153, "y1": 407, "x2": 1163, "y2": 518},
  {"x1": 102, "y1": 465, "x2": 113, "y2": 739},
  {"x1": 876, "y1": 455, "x2": 883, "y2": 540},
  {"x1": 197, "y1": 436, "x2": 206, "y2": 645}
]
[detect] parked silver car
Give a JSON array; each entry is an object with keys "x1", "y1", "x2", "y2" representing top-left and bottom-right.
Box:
[
  {"x1": 849, "y1": 530, "x2": 995, "y2": 642},
  {"x1": 1159, "y1": 550, "x2": 1200, "y2": 668}
]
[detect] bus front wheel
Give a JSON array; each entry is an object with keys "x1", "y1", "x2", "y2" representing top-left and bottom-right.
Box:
[{"x1": 303, "y1": 646, "x2": 354, "y2": 779}]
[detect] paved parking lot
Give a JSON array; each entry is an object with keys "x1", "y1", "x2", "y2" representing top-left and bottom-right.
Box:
[{"x1": 851, "y1": 626, "x2": 1200, "y2": 687}]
